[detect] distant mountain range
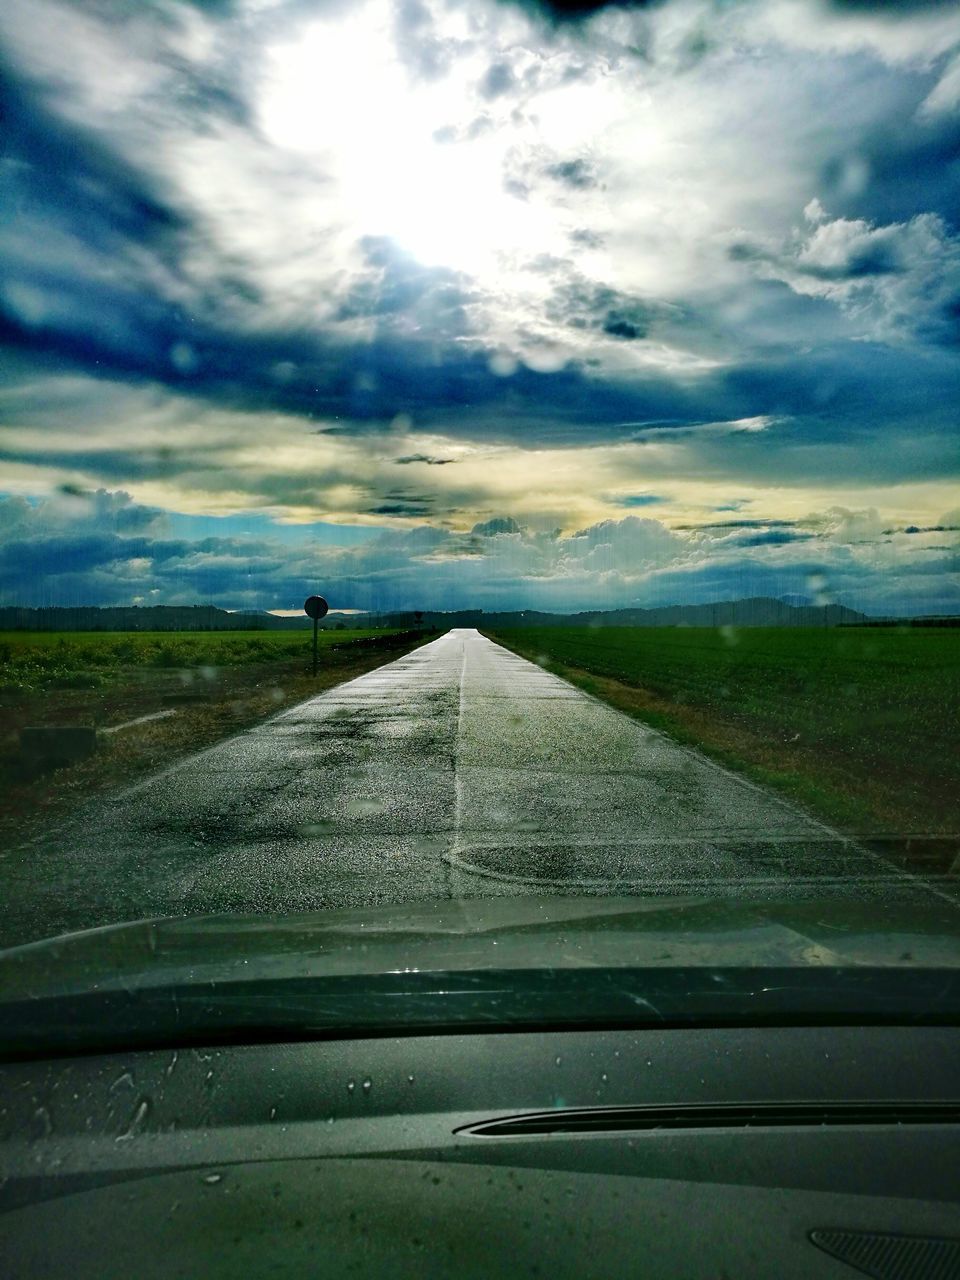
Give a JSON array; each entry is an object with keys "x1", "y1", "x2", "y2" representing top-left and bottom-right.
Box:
[
  {"x1": 0, "y1": 597, "x2": 873, "y2": 631},
  {"x1": 0, "y1": 605, "x2": 317, "y2": 632},
  {"x1": 382, "y1": 598, "x2": 870, "y2": 629}
]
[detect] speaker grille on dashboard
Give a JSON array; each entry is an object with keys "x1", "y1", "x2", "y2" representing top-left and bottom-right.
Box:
[{"x1": 810, "y1": 1230, "x2": 960, "y2": 1280}]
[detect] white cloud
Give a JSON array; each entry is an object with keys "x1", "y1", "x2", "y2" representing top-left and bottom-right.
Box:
[
  {"x1": 919, "y1": 52, "x2": 960, "y2": 118},
  {"x1": 756, "y1": 0, "x2": 960, "y2": 67},
  {"x1": 8, "y1": 0, "x2": 942, "y2": 365},
  {"x1": 746, "y1": 209, "x2": 960, "y2": 344}
]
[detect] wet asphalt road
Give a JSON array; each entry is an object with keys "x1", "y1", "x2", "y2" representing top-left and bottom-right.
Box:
[{"x1": 0, "y1": 628, "x2": 946, "y2": 948}]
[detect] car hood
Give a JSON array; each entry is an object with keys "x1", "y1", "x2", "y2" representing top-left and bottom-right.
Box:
[{"x1": 2, "y1": 894, "x2": 960, "y2": 1001}]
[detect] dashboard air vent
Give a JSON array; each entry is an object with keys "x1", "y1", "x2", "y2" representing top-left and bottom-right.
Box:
[{"x1": 457, "y1": 1101, "x2": 960, "y2": 1137}]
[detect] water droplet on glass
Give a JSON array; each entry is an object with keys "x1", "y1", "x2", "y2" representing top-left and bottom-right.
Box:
[
  {"x1": 346, "y1": 1079, "x2": 356, "y2": 1094},
  {"x1": 361, "y1": 1078, "x2": 372, "y2": 1094},
  {"x1": 554, "y1": 1056, "x2": 562, "y2": 1067},
  {"x1": 600, "y1": 1073, "x2": 608, "y2": 1084},
  {"x1": 202, "y1": 1172, "x2": 223, "y2": 1186},
  {"x1": 488, "y1": 350, "x2": 518, "y2": 378},
  {"x1": 116, "y1": 1097, "x2": 150, "y2": 1143},
  {"x1": 407, "y1": 1075, "x2": 415, "y2": 1084}
]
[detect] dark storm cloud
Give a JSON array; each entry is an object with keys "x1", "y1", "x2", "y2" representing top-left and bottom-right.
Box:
[
  {"x1": 395, "y1": 454, "x2": 456, "y2": 465},
  {"x1": 570, "y1": 228, "x2": 605, "y2": 249},
  {"x1": 479, "y1": 60, "x2": 517, "y2": 100},
  {"x1": 2, "y1": 0, "x2": 959, "y2": 546},
  {"x1": 369, "y1": 503, "x2": 434, "y2": 516},
  {"x1": 731, "y1": 235, "x2": 902, "y2": 282},
  {"x1": 393, "y1": 0, "x2": 470, "y2": 80},
  {"x1": 0, "y1": 59, "x2": 744, "y2": 446},
  {"x1": 681, "y1": 519, "x2": 801, "y2": 531},
  {"x1": 718, "y1": 342, "x2": 960, "y2": 450},
  {"x1": 545, "y1": 273, "x2": 665, "y2": 342},
  {"x1": 503, "y1": 175, "x2": 532, "y2": 200},
  {"x1": 887, "y1": 524, "x2": 960, "y2": 534},
  {"x1": 616, "y1": 494, "x2": 669, "y2": 507},
  {"x1": 824, "y1": 0, "x2": 957, "y2": 10},
  {"x1": 0, "y1": 57, "x2": 187, "y2": 257},
  {"x1": 0, "y1": 528, "x2": 285, "y2": 579},
  {"x1": 1, "y1": 490, "x2": 954, "y2": 617},
  {"x1": 737, "y1": 529, "x2": 815, "y2": 548},
  {"x1": 5, "y1": 328, "x2": 959, "y2": 477},
  {"x1": 512, "y1": 0, "x2": 954, "y2": 21},
  {"x1": 499, "y1": 1, "x2": 660, "y2": 20},
  {"x1": 473, "y1": 516, "x2": 523, "y2": 536},
  {"x1": 815, "y1": 106, "x2": 960, "y2": 229},
  {"x1": 503, "y1": 147, "x2": 603, "y2": 210},
  {"x1": 543, "y1": 158, "x2": 599, "y2": 190}
]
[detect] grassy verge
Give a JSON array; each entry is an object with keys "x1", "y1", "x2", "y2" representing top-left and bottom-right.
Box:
[
  {"x1": 0, "y1": 627, "x2": 399, "y2": 692},
  {"x1": 0, "y1": 628, "x2": 427, "y2": 849},
  {"x1": 487, "y1": 626, "x2": 960, "y2": 874}
]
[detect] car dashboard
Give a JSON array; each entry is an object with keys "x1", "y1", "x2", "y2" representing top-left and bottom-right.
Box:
[{"x1": 2, "y1": 1023, "x2": 959, "y2": 1278}]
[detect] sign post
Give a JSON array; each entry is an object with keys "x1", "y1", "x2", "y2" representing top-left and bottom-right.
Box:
[{"x1": 303, "y1": 595, "x2": 329, "y2": 675}]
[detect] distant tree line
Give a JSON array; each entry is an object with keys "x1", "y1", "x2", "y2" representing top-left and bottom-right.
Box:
[
  {"x1": 0, "y1": 597, "x2": 897, "y2": 633},
  {"x1": 0, "y1": 605, "x2": 314, "y2": 632}
]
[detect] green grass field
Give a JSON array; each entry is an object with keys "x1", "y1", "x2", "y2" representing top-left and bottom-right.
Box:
[
  {"x1": 0, "y1": 629, "x2": 397, "y2": 692},
  {"x1": 489, "y1": 626, "x2": 960, "y2": 852}
]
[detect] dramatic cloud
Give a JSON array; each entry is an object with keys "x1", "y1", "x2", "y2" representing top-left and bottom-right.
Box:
[
  {"x1": 2, "y1": 490, "x2": 955, "y2": 617},
  {"x1": 734, "y1": 204, "x2": 960, "y2": 346},
  {"x1": 1, "y1": 0, "x2": 958, "y2": 614}
]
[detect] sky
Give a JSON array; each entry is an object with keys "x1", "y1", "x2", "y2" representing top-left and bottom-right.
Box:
[{"x1": 1, "y1": 0, "x2": 958, "y2": 616}]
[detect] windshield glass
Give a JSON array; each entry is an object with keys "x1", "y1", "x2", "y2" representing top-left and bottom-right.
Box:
[{"x1": 1, "y1": 0, "x2": 958, "y2": 1020}]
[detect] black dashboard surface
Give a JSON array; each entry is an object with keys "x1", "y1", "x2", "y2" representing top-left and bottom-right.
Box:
[{"x1": 2, "y1": 1025, "x2": 959, "y2": 1278}]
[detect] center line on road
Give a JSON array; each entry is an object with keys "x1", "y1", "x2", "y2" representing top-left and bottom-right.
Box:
[{"x1": 451, "y1": 633, "x2": 468, "y2": 866}]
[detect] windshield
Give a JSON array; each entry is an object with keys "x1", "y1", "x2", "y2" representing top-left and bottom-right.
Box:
[{"x1": 0, "y1": 0, "x2": 958, "y2": 1021}]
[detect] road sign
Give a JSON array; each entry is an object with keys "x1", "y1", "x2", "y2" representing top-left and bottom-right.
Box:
[
  {"x1": 304, "y1": 595, "x2": 329, "y2": 620},
  {"x1": 304, "y1": 595, "x2": 329, "y2": 674}
]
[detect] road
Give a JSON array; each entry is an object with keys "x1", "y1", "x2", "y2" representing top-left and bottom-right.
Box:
[{"x1": 0, "y1": 628, "x2": 943, "y2": 948}]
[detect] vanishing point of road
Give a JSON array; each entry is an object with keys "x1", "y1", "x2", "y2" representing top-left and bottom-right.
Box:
[{"x1": 1, "y1": 629, "x2": 946, "y2": 948}]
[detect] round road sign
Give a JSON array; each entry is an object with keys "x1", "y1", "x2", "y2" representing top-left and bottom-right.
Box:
[{"x1": 304, "y1": 595, "x2": 329, "y2": 620}]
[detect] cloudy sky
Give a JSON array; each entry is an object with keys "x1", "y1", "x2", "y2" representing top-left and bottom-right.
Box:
[{"x1": 1, "y1": 0, "x2": 958, "y2": 615}]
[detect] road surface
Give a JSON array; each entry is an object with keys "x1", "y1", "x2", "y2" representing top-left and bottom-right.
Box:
[{"x1": 0, "y1": 629, "x2": 944, "y2": 948}]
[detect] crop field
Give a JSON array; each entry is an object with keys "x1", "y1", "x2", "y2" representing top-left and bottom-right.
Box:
[
  {"x1": 489, "y1": 626, "x2": 960, "y2": 862},
  {"x1": 0, "y1": 628, "x2": 394, "y2": 692}
]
